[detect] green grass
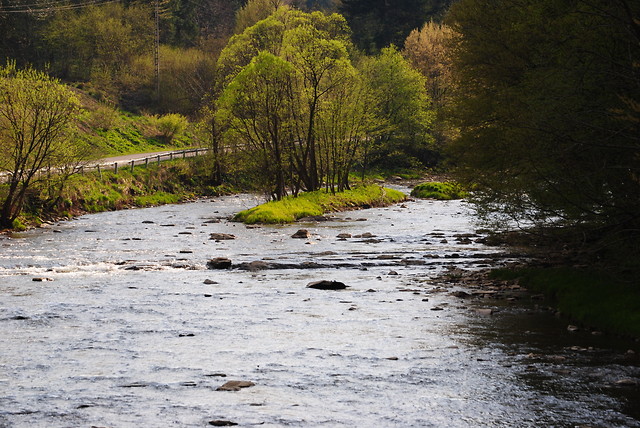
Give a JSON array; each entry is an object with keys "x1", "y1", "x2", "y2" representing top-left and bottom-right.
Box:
[
  {"x1": 234, "y1": 185, "x2": 406, "y2": 224},
  {"x1": 410, "y1": 181, "x2": 468, "y2": 200},
  {"x1": 491, "y1": 267, "x2": 640, "y2": 338}
]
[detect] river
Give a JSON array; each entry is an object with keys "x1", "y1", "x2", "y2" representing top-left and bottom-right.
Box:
[{"x1": 0, "y1": 192, "x2": 638, "y2": 427}]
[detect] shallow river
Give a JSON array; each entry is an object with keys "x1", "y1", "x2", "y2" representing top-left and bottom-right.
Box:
[{"x1": 0, "y1": 192, "x2": 638, "y2": 427}]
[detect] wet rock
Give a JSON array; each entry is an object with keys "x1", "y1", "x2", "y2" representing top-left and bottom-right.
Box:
[
  {"x1": 430, "y1": 307, "x2": 444, "y2": 311},
  {"x1": 292, "y1": 229, "x2": 311, "y2": 239},
  {"x1": 354, "y1": 232, "x2": 376, "y2": 238},
  {"x1": 307, "y1": 280, "x2": 348, "y2": 290},
  {"x1": 32, "y1": 277, "x2": 53, "y2": 282},
  {"x1": 203, "y1": 279, "x2": 219, "y2": 285},
  {"x1": 207, "y1": 257, "x2": 232, "y2": 269},
  {"x1": 614, "y1": 378, "x2": 638, "y2": 386},
  {"x1": 336, "y1": 233, "x2": 352, "y2": 239},
  {"x1": 216, "y1": 380, "x2": 255, "y2": 391},
  {"x1": 450, "y1": 291, "x2": 471, "y2": 299},
  {"x1": 208, "y1": 420, "x2": 238, "y2": 426},
  {"x1": 299, "y1": 215, "x2": 330, "y2": 222},
  {"x1": 474, "y1": 308, "x2": 493, "y2": 316},
  {"x1": 209, "y1": 233, "x2": 236, "y2": 241},
  {"x1": 567, "y1": 325, "x2": 580, "y2": 332},
  {"x1": 142, "y1": 220, "x2": 154, "y2": 224},
  {"x1": 388, "y1": 270, "x2": 399, "y2": 276},
  {"x1": 245, "y1": 261, "x2": 269, "y2": 271}
]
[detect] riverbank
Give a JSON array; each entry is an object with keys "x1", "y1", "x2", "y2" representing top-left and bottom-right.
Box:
[
  {"x1": 436, "y1": 265, "x2": 640, "y2": 340},
  {"x1": 4, "y1": 157, "x2": 232, "y2": 232}
]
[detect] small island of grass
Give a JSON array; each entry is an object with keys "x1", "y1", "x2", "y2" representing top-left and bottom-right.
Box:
[
  {"x1": 410, "y1": 182, "x2": 468, "y2": 200},
  {"x1": 234, "y1": 185, "x2": 406, "y2": 224}
]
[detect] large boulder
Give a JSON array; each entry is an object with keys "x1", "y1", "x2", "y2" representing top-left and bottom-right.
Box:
[
  {"x1": 207, "y1": 257, "x2": 232, "y2": 269},
  {"x1": 307, "y1": 280, "x2": 348, "y2": 290}
]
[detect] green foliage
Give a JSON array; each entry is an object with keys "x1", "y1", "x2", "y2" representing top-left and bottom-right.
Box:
[
  {"x1": 43, "y1": 3, "x2": 154, "y2": 101},
  {"x1": 234, "y1": 0, "x2": 290, "y2": 34},
  {"x1": 156, "y1": 114, "x2": 189, "y2": 143},
  {"x1": 492, "y1": 268, "x2": 640, "y2": 338},
  {"x1": 234, "y1": 184, "x2": 405, "y2": 224},
  {"x1": 410, "y1": 182, "x2": 467, "y2": 200},
  {"x1": 134, "y1": 192, "x2": 181, "y2": 207},
  {"x1": 359, "y1": 46, "x2": 435, "y2": 167},
  {"x1": 0, "y1": 62, "x2": 83, "y2": 227},
  {"x1": 446, "y1": 0, "x2": 640, "y2": 259},
  {"x1": 11, "y1": 218, "x2": 27, "y2": 232}
]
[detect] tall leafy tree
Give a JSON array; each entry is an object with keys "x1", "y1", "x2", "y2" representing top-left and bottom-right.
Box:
[
  {"x1": 447, "y1": 0, "x2": 640, "y2": 256},
  {"x1": 0, "y1": 63, "x2": 84, "y2": 227},
  {"x1": 217, "y1": 52, "x2": 296, "y2": 199},
  {"x1": 359, "y1": 46, "x2": 434, "y2": 168}
]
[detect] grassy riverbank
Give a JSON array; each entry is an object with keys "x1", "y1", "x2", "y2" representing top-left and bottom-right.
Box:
[
  {"x1": 234, "y1": 185, "x2": 406, "y2": 224},
  {"x1": 491, "y1": 267, "x2": 640, "y2": 338},
  {"x1": 9, "y1": 157, "x2": 233, "y2": 230}
]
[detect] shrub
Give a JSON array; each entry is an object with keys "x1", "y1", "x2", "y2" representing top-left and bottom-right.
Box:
[{"x1": 156, "y1": 113, "x2": 188, "y2": 143}]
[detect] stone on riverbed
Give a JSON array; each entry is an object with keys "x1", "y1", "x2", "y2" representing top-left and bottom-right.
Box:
[
  {"x1": 216, "y1": 380, "x2": 255, "y2": 391},
  {"x1": 209, "y1": 233, "x2": 236, "y2": 241},
  {"x1": 207, "y1": 257, "x2": 232, "y2": 269},
  {"x1": 209, "y1": 420, "x2": 238, "y2": 426},
  {"x1": 292, "y1": 229, "x2": 311, "y2": 239},
  {"x1": 307, "y1": 280, "x2": 348, "y2": 290}
]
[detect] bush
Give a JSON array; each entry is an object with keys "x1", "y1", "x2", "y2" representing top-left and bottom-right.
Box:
[{"x1": 156, "y1": 113, "x2": 188, "y2": 143}]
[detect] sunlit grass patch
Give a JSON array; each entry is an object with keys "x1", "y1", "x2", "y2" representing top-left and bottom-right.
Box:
[
  {"x1": 410, "y1": 181, "x2": 468, "y2": 200},
  {"x1": 234, "y1": 185, "x2": 406, "y2": 224}
]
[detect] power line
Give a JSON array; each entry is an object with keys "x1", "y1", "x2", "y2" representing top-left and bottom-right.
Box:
[{"x1": 0, "y1": 0, "x2": 122, "y2": 13}]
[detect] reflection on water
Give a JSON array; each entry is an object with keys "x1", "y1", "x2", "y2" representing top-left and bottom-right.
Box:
[{"x1": 0, "y1": 194, "x2": 638, "y2": 427}]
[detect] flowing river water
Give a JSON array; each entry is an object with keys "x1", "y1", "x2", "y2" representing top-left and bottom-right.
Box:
[{"x1": 0, "y1": 191, "x2": 638, "y2": 427}]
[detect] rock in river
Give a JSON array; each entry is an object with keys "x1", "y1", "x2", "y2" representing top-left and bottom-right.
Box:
[
  {"x1": 210, "y1": 233, "x2": 236, "y2": 241},
  {"x1": 216, "y1": 380, "x2": 255, "y2": 391},
  {"x1": 207, "y1": 257, "x2": 232, "y2": 269},
  {"x1": 292, "y1": 229, "x2": 311, "y2": 239},
  {"x1": 307, "y1": 280, "x2": 348, "y2": 290}
]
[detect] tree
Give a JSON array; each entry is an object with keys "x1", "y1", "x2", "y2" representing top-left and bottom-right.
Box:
[
  {"x1": 359, "y1": 46, "x2": 434, "y2": 169},
  {"x1": 0, "y1": 63, "x2": 83, "y2": 227},
  {"x1": 446, "y1": 0, "x2": 640, "y2": 257},
  {"x1": 217, "y1": 52, "x2": 296, "y2": 199},
  {"x1": 234, "y1": 0, "x2": 291, "y2": 34},
  {"x1": 339, "y1": 0, "x2": 454, "y2": 53},
  {"x1": 403, "y1": 21, "x2": 457, "y2": 149},
  {"x1": 43, "y1": 2, "x2": 153, "y2": 99}
]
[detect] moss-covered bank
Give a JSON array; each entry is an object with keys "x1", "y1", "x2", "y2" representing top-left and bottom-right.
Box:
[
  {"x1": 410, "y1": 181, "x2": 468, "y2": 200},
  {"x1": 234, "y1": 185, "x2": 406, "y2": 224},
  {"x1": 491, "y1": 267, "x2": 640, "y2": 339}
]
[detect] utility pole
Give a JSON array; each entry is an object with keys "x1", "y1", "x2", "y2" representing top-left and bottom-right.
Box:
[{"x1": 154, "y1": 0, "x2": 160, "y2": 100}]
